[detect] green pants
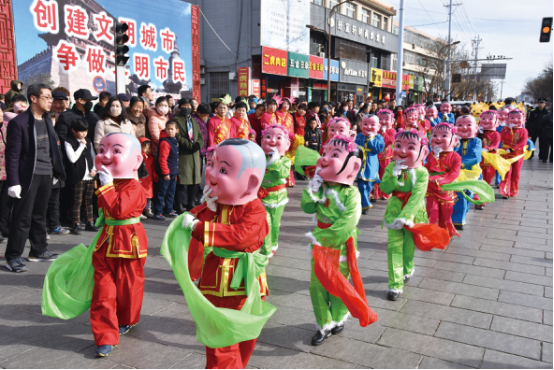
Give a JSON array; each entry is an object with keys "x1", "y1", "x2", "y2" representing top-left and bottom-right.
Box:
[
  {"x1": 261, "y1": 190, "x2": 288, "y2": 256},
  {"x1": 309, "y1": 257, "x2": 350, "y2": 330},
  {"x1": 387, "y1": 228, "x2": 415, "y2": 291}
]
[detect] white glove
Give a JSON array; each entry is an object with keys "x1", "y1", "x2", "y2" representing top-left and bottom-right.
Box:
[
  {"x1": 203, "y1": 186, "x2": 219, "y2": 212},
  {"x1": 433, "y1": 146, "x2": 443, "y2": 159},
  {"x1": 482, "y1": 148, "x2": 489, "y2": 152},
  {"x1": 478, "y1": 125, "x2": 484, "y2": 134},
  {"x1": 508, "y1": 123, "x2": 514, "y2": 129},
  {"x1": 8, "y1": 185, "x2": 21, "y2": 199},
  {"x1": 309, "y1": 167, "x2": 324, "y2": 193},
  {"x1": 392, "y1": 159, "x2": 408, "y2": 177},
  {"x1": 98, "y1": 165, "x2": 113, "y2": 186},
  {"x1": 386, "y1": 218, "x2": 415, "y2": 230},
  {"x1": 182, "y1": 213, "x2": 199, "y2": 231},
  {"x1": 381, "y1": 126, "x2": 386, "y2": 133},
  {"x1": 505, "y1": 148, "x2": 513, "y2": 153},
  {"x1": 368, "y1": 134, "x2": 375, "y2": 140},
  {"x1": 267, "y1": 148, "x2": 279, "y2": 166}
]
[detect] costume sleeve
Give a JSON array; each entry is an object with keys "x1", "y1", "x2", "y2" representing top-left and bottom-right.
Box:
[
  {"x1": 513, "y1": 128, "x2": 529, "y2": 151},
  {"x1": 397, "y1": 168, "x2": 428, "y2": 224},
  {"x1": 367, "y1": 135, "x2": 385, "y2": 154},
  {"x1": 355, "y1": 133, "x2": 365, "y2": 146},
  {"x1": 192, "y1": 203, "x2": 268, "y2": 251},
  {"x1": 260, "y1": 115, "x2": 270, "y2": 130},
  {"x1": 64, "y1": 141, "x2": 86, "y2": 164},
  {"x1": 267, "y1": 156, "x2": 292, "y2": 179},
  {"x1": 310, "y1": 187, "x2": 361, "y2": 249},
  {"x1": 484, "y1": 132, "x2": 501, "y2": 151},
  {"x1": 96, "y1": 181, "x2": 142, "y2": 219},
  {"x1": 435, "y1": 153, "x2": 461, "y2": 185},
  {"x1": 461, "y1": 139, "x2": 482, "y2": 169},
  {"x1": 378, "y1": 162, "x2": 399, "y2": 194},
  {"x1": 158, "y1": 140, "x2": 170, "y2": 175},
  {"x1": 383, "y1": 130, "x2": 395, "y2": 146},
  {"x1": 300, "y1": 187, "x2": 318, "y2": 214}
]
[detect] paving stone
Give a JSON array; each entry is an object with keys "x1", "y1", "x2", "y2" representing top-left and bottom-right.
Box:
[
  {"x1": 418, "y1": 357, "x2": 472, "y2": 369},
  {"x1": 373, "y1": 282, "x2": 455, "y2": 306},
  {"x1": 462, "y1": 274, "x2": 545, "y2": 296},
  {"x1": 513, "y1": 241, "x2": 551, "y2": 252},
  {"x1": 400, "y1": 300, "x2": 492, "y2": 329},
  {"x1": 435, "y1": 321, "x2": 541, "y2": 360},
  {"x1": 504, "y1": 271, "x2": 553, "y2": 287},
  {"x1": 481, "y1": 349, "x2": 552, "y2": 369},
  {"x1": 490, "y1": 316, "x2": 553, "y2": 343},
  {"x1": 432, "y1": 260, "x2": 506, "y2": 279},
  {"x1": 0, "y1": 346, "x2": 116, "y2": 369},
  {"x1": 445, "y1": 245, "x2": 511, "y2": 261},
  {"x1": 546, "y1": 287, "x2": 553, "y2": 299},
  {"x1": 371, "y1": 307, "x2": 440, "y2": 335},
  {"x1": 377, "y1": 327, "x2": 484, "y2": 368},
  {"x1": 545, "y1": 311, "x2": 553, "y2": 326},
  {"x1": 418, "y1": 277, "x2": 500, "y2": 300},
  {"x1": 257, "y1": 322, "x2": 314, "y2": 353},
  {"x1": 480, "y1": 244, "x2": 546, "y2": 259},
  {"x1": 451, "y1": 295, "x2": 543, "y2": 323},
  {"x1": 473, "y1": 257, "x2": 545, "y2": 276},
  {"x1": 498, "y1": 291, "x2": 553, "y2": 310},
  {"x1": 249, "y1": 343, "x2": 354, "y2": 369},
  {"x1": 510, "y1": 254, "x2": 554, "y2": 267},
  {"x1": 168, "y1": 352, "x2": 208, "y2": 369},
  {"x1": 544, "y1": 342, "x2": 553, "y2": 363}
]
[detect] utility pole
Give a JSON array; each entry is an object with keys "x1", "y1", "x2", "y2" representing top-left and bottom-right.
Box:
[
  {"x1": 500, "y1": 80, "x2": 504, "y2": 100},
  {"x1": 472, "y1": 35, "x2": 482, "y2": 100},
  {"x1": 395, "y1": 0, "x2": 404, "y2": 106},
  {"x1": 444, "y1": 0, "x2": 461, "y2": 101}
]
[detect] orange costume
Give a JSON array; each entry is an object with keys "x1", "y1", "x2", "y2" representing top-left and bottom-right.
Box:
[
  {"x1": 231, "y1": 117, "x2": 250, "y2": 140},
  {"x1": 208, "y1": 115, "x2": 234, "y2": 147},
  {"x1": 480, "y1": 130, "x2": 502, "y2": 185},
  {"x1": 260, "y1": 111, "x2": 281, "y2": 130},
  {"x1": 499, "y1": 126, "x2": 528, "y2": 198},
  {"x1": 91, "y1": 179, "x2": 148, "y2": 346},
  {"x1": 373, "y1": 128, "x2": 395, "y2": 200},
  {"x1": 189, "y1": 200, "x2": 269, "y2": 369}
]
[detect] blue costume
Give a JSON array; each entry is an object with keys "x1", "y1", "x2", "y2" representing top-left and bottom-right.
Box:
[
  {"x1": 428, "y1": 117, "x2": 441, "y2": 127},
  {"x1": 438, "y1": 112, "x2": 455, "y2": 124},
  {"x1": 355, "y1": 133, "x2": 384, "y2": 211},
  {"x1": 494, "y1": 124, "x2": 505, "y2": 185},
  {"x1": 452, "y1": 137, "x2": 482, "y2": 226}
]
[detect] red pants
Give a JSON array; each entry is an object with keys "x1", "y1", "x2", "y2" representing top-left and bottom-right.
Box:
[
  {"x1": 426, "y1": 196, "x2": 458, "y2": 238},
  {"x1": 91, "y1": 243, "x2": 146, "y2": 346},
  {"x1": 373, "y1": 159, "x2": 391, "y2": 200},
  {"x1": 499, "y1": 156, "x2": 524, "y2": 197},
  {"x1": 482, "y1": 165, "x2": 496, "y2": 185},
  {"x1": 286, "y1": 167, "x2": 296, "y2": 187},
  {"x1": 204, "y1": 295, "x2": 263, "y2": 369}
]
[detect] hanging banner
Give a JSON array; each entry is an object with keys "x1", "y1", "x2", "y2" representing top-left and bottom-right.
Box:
[
  {"x1": 13, "y1": 0, "x2": 194, "y2": 98},
  {"x1": 260, "y1": 0, "x2": 310, "y2": 55},
  {"x1": 237, "y1": 67, "x2": 250, "y2": 97}
]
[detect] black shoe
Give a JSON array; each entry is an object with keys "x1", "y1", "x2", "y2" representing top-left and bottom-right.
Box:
[
  {"x1": 27, "y1": 250, "x2": 59, "y2": 262},
  {"x1": 331, "y1": 324, "x2": 344, "y2": 335},
  {"x1": 5, "y1": 257, "x2": 28, "y2": 273},
  {"x1": 119, "y1": 324, "x2": 134, "y2": 335},
  {"x1": 387, "y1": 290, "x2": 401, "y2": 301},
  {"x1": 502, "y1": 196, "x2": 509, "y2": 199},
  {"x1": 361, "y1": 209, "x2": 368, "y2": 215},
  {"x1": 475, "y1": 204, "x2": 485, "y2": 210},
  {"x1": 95, "y1": 345, "x2": 115, "y2": 357},
  {"x1": 0, "y1": 235, "x2": 5, "y2": 243},
  {"x1": 404, "y1": 275, "x2": 411, "y2": 284},
  {"x1": 454, "y1": 224, "x2": 463, "y2": 231},
  {"x1": 311, "y1": 330, "x2": 332, "y2": 346},
  {"x1": 370, "y1": 198, "x2": 377, "y2": 203},
  {"x1": 73, "y1": 223, "x2": 82, "y2": 235},
  {"x1": 143, "y1": 209, "x2": 155, "y2": 218},
  {"x1": 175, "y1": 206, "x2": 186, "y2": 215},
  {"x1": 85, "y1": 222, "x2": 99, "y2": 232}
]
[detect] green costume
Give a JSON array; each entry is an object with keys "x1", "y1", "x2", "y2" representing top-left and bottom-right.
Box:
[
  {"x1": 260, "y1": 155, "x2": 291, "y2": 257},
  {"x1": 379, "y1": 163, "x2": 429, "y2": 292},
  {"x1": 301, "y1": 183, "x2": 361, "y2": 331}
]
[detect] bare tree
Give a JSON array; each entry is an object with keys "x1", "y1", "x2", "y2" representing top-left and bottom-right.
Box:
[{"x1": 523, "y1": 57, "x2": 553, "y2": 102}]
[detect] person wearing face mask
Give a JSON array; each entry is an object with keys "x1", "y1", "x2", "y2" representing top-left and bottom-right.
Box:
[
  {"x1": 3, "y1": 95, "x2": 29, "y2": 125},
  {"x1": 56, "y1": 89, "x2": 100, "y2": 144},
  {"x1": 93, "y1": 96, "x2": 135, "y2": 151},
  {"x1": 126, "y1": 96, "x2": 148, "y2": 138},
  {"x1": 147, "y1": 97, "x2": 170, "y2": 155}
]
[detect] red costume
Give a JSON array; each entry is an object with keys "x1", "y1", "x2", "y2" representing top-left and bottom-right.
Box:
[
  {"x1": 260, "y1": 112, "x2": 281, "y2": 130},
  {"x1": 275, "y1": 110, "x2": 296, "y2": 186},
  {"x1": 294, "y1": 112, "x2": 306, "y2": 137},
  {"x1": 480, "y1": 130, "x2": 502, "y2": 185},
  {"x1": 208, "y1": 115, "x2": 234, "y2": 147},
  {"x1": 138, "y1": 137, "x2": 157, "y2": 199},
  {"x1": 419, "y1": 118, "x2": 433, "y2": 134},
  {"x1": 189, "y1": 200, "x2": 269, "y2": 369},
  {"x1": 499, "y1": 126, "x2": 528, "y2": 197},
  {"x1": 91, "y1": 179, "x2": 147, "y2": 346},
  {"x1": 247, "y1": 113, "x2": 263, "y2": 145},
  {"x1": 231, "y1": 117, "x2": 249, "y2": 140},
  {"x1": 424, "y1": 151, "x2": 462, "y2": 238},
  {"x1": 373, "y1": 128, "x2": 395, "y2": 200}
]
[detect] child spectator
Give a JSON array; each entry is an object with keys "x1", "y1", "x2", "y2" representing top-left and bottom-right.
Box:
[
  {"x1": 304, "y1": 117, "x2": 321, "y2": 152},
  {"x1": 138, "y1": 138, "x2": 157, "y2": 219},
  {"x1": 64, "y1": 118, "x2": 99, "y2": 235},
  {"x1": 248, "y1": 129, "x2": 257, "y2": 143},
  {"x1": 154, "y1": 120, "x2": 179, "y2": 220}
]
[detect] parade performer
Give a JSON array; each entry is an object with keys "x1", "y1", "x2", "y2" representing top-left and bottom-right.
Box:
[
  {"x1": 477, "y1": 110, "x2": 503, "y2": 210},
  {"x1": 355, "y1": 115, "x2": 385, "y2": 214},
  {"x1": 438, "y1": 101, "x2": 455, "y2": 124},
  {"x1": 425, "y1": 123, "x2": 461, "y2": 239},
  {"x1": 425, "y1": 103, "x2": 441, "y2": 127},
  {"x1": 259, "y1": 125, "x2": 291, "y2": 257},
  {"x1": 373, "y1": 109, "x2": 396, "y2": 200},
  {"x1": 279, "y1": 97, "x2": 303, "y2": 187},
  {"x1": 416, "y1": 104, "x2": 433, "y2": 133},
  {"x1": 42, "y1": 133, "x2": 147, "y2": 358},
  {"x1": 499, "y1": 109, "x2": 528, "y2": 199},
  {"x1": 207, "y1": 95, "x2": 234, "y2": 147},
  {"x1": 231, "y1": 101, "x2": 250, "y2": 140},
  {"x1": 297, "y1": 136, "x2": 378, "y2": 346},
  {"x1": 163, "y1": 138, "x2": 274, "y2": 369},
  {"x1": 452, "y1": 115, "x2": 482, "y2": 230},
  {"x1": 322, "y1": 117, "x2": 351, "y2": 153},
  {"x1": 260, "y1": 98, "x2": 281, "y2": 129},
  {"x1": 403, "y1": 107, "x2": 427, "y2": 132}
]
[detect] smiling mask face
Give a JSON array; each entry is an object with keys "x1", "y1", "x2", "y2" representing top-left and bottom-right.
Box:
[{"x1": 95, "y1": 133, "x2": 143, "y2": 179}]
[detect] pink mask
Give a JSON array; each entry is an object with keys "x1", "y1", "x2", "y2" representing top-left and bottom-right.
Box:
[
  {"x1": 14, "y1": 102, "x2": 28, "y2": 114},
  {"x1": 405, "y1": 109, "x2": 419, "y2": 125},
  {"x1": 430, "y1": 125, "x2": 459, "y2": 152},
  {"x1": 425, "y1": 106, "x2": 438, "y2": 119},
  {"x1": 204, "y1": 140, "x2": 265, "y2": 205},
  {"x1": 455, "y1": 116, "x2": 478, "y2": 139},
  {"x1": 95, "y1": 133, "x2": 143, "y2": 179},
  {"x1": 378, "y1": 113, "x2": 394, "y2": 130},
  {"x1": 316, "y1": 139, "x2": 361, "y2": 185},
  {"x1": 393, "y1": 134, "x2": 429, "y2": 169},
  {"x1": 261, "y1": 126, "x2": 291, "y2": 156},
  {"x1": 497, "y1": 109, "x2": 509, "y2": 124},
  {"x1": 328, "y1": 120, "x2": 350, "y2": 140},
  {"x1": 440, "y1": 103, "x2": 452, "y2": 114},
  {"x1": 479, "y1": 112, "x2": 499, "y2": 131},
  {"x1": 361, "y1": 115, "x2": 380, "y2": 136},
  {"x1": 508, "y1": 111, "x2": 525, "y2": 128}
]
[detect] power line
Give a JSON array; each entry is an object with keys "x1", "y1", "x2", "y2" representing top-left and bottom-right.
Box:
[{"x1": 417, "y1": 0, "x2": 445, "y2": 32}]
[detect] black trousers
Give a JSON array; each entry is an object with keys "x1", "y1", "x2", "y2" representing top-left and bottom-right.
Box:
[
  {"x1": 175, "y1": 183, "x2": 198, "y2": 210},
  {"x1": 47, "y1": 187, "x2": 60, "y2": 229},
  {"x1": 0, "y1": 181, "x2": 12, "y2": 237},
  {"x1": 528, "y1": 127, "x2": 541, "y2": 158},
  {"x1": 5, "y1": 175, "x2": 52, "y2": 260},
  {"x1": 539, "y1": 135, "x2": 553, "y2": 162}
]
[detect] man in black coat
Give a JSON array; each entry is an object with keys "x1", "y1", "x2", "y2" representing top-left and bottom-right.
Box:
[
  {"x1": 4, "y1": 83, "x2": 66, "y2": 273},
  {"x1": 526, "y1": 98, "x2": 550, "y2": 159},
  {"x1": 55, "y1": 89, "x2": 99, "y2": 143},
  {"x1": 539, "y1": 108, "x2": 553, "y2": 163}
]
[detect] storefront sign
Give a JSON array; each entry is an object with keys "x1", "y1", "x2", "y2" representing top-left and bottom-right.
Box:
[
  {"x1": 323, "y1": 59, "x2": 340, "y2": 81},
  {"x1": 261, "y1": 77, "x2": 268, "y2": 99},
  {"x1": 262, "y1": 46, "x2": 288, "y2": 76},
  {"x1": 339, "y1": 59, "x2": 369, "y2": 85},
  {"x1": 371, "y1": 68, "x2": 382, "y2": 87},
  {"x1": 417, "y1": 77, "x2": 424, "y2": 92},
  {"x1": 287, "y1": 52, "x2": 309, "y2": 78},
  {"x1": 252, "y1": 79, "x2": 260, "y2": 97},
  {"x1": 237, "y1": 67, "x2": 250, "y2": 96},
  {"x1": 312, "y1": 82, "x2": 328, "y2": 90},
  {"x1": 375, "y1": 68, "x2": 411, "y2": 90},
  {"x1": 191, "y1": 5, "x2": 201, "y2": 102},
  {"x1": 309, "y1": 55, "x2": 324, "y2": 79},
  {"x1": 260, "y1": 0, "x2": 310, "y2": 54},
  {"x1": 409, "y1": 75, "x2": 415, "y2": 90}
]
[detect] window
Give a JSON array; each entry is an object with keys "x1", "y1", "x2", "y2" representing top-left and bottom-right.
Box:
[
  {"x1": 361, "y1": 9, "x2": 370, "y2": 23},
  {"x1": 383, "y1": 17, "x2": 388, "y2": 31},
  {"x1": 371, "y1": 57, "x2": 378, "y2": 68},
  {"x1": 210, "y1": 72, "x2": 229, "y2": 101},
  {"x1": 328, "y1": 0, "x2": 338, "y2": 9},
  {"x1": 392, "y1": 55, "x2": 398, "y2": 70},
  {"x1": 345, "y1": 3, "x2": 355, "y2": 18},
  {"x1": 312, "y1": 0, "x2": 323, "y2": 5},
  {"x1": 373, "y1": 13, "x2": 381, "y2": 28},
  {"x1": 335, "y1": 39, "x2": 368, "y2": 62}
]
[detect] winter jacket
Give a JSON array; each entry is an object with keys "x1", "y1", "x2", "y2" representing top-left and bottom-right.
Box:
[
  {"x1": 55, "y1": 106, "x2": 100, "y2": 144},
  {"x1": 540, "y1": 112, "x2": 553, "y2": 139},
  {"x1": 527, "y1": 107, "x2": 550, "y2": 131},
  {"x1": 93, "y1": 117, "x2": 135, "y2": 150},
  {"x1": 0, "y1": 119, "x2": 8, "y2": 181},
  {"x1": 192, "y1": 113, "x2": 209, "y2": 156},
  {"x1": 138, "y1": 137, "x2": 157, "y2": 198},
  {"x1": 147, "y1": 106, "x2": 169, "y2": 149},
  {"x1": 157, "y1": 130, "x2": 179, "y2": 176},
  {"x1": 64, "y1": 135, "x2": 96, "y2": 184},
  {"x1": 5, "y1": 80, "x2": 23, "y2": 107},
  {"x1": 304, "y1": 126, "x2": 322, "y2": 153},
  {"x1": 174, "y1": 112, "x2": 204, "y2": 185},
  {"x1": 127, "y1": 108, "x2": 148, "y2": 139},
  {"x1": 5, "y1": 109, "x2": 66, "y2": 195}
]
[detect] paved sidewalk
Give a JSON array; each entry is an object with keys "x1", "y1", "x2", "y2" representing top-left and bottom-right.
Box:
[{"x1": 0, "y1": 160, "x2": 552, "y2": 369}]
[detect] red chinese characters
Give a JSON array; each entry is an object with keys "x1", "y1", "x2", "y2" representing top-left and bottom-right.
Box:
[
  {"x1": 154, "y1": 56, "x2": 169, "y2": 82},
  {"x1": 31, "y1": 0, "x2": 59, "y2": 34},
  {"x1": 119, "y1": 17, "x2": 137, "y2": 47},
  {"x1": 160, "y1": 27, "x2": 176, "y2": 53},
  {"x1": 54, "y1": 40, "x2": 79, "y2": 72},
  {"x1": 92, "y1": 11, "x2": 113, "y2": 43},
  {"x1": 64, "y1": 4, "x2": 89, "y2": 39},
  {"x1": 140, "y1": 23, "x2": 157, "y2": 51},
  {"x1": 172, "y1": 59, "x2": 186, "y2": 83},
  {"x1": 85, "y1": 45, "x2": 106, "y2": 74},
  {"x1": 134, "y1": 53, "x2": 150, "y2": 79}
]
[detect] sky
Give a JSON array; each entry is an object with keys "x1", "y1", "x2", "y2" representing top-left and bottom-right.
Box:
[{"x1": 387, "y1": 0, "x2": 553, "y2": 100}]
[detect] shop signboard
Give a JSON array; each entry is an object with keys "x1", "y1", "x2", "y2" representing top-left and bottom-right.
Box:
[
  {"x1": 252, "y1": 79, "x2": 260, "y2": 97},
  {"x1": 13, "y1": 0, "x2": 195, "y2": 97},
  {"x1": 339, "y1": 58, "x2": 369, "y2": 85},
  {"x1": 371, "y1": 68, "x2": 382, "y2": 87},
  {"x1": 309, "y1": 55, "x2": 324, "y2": 79},
  {"x1": 237, "y1": 67, "x2": 250, "y2": 96},
  {"x1": 409, "y1": 75, "x2": 415, "y2": 90},
  {"x1": 260, "y1": 0, "x2": 310, "y2": 55},
  {"x1": 323, "y1": 58, "x2": 340, "y2": 81},
  {"x1": 417, "y1": 77, "x2": 424, "y2": 92},
  {"x1": 287, "y1": 52, "x2": 309, "y2": 78},
  {"x1": 380, "y1": 69, "x2": 410, "y2": 90},
  {"x1": 262, "y1": 46, "x2": 288, "y2": 76}
]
